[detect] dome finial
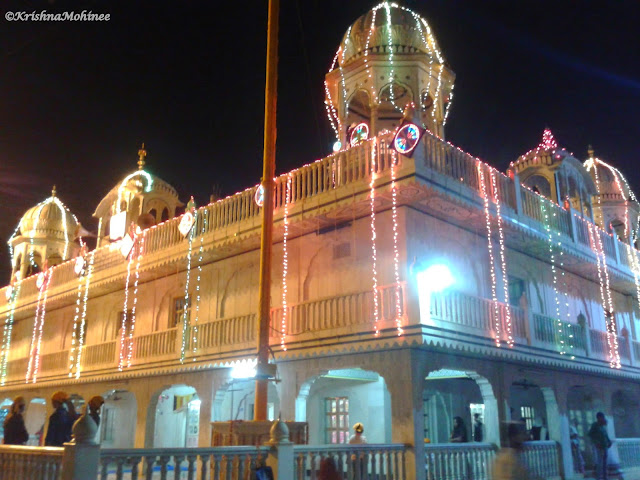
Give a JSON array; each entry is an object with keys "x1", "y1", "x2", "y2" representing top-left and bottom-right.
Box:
[
  {"x1": 138, "y1": 143, "x2": 147, "y2": 170},
  {"x1": 51, "y1": 185, "x2": 57, "y2": 197},
  {"x1": 587, "y1": 144, "x2": 595, "y2": 158}
]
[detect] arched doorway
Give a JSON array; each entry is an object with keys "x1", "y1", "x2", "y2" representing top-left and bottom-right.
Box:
[
  {"x1": 100, "y1": 390, "x2": 136, "y2": 448},
  {"x1": 297, "y1": 368, "x2": 391, "y2": 445},
  {"x1": 213, "y1": 379, "x2": 279, "y2": 423},
  {"x1": 147, "y1": 385, "x2": 200, "y2": 448},
  {"x1": 568, "y1": 385, "x2": 606, "y2": 469},
  {"x1": 509, "y1": 380, "x2": 548, "y2": 440},
  {"x1": 24, "y1": 397, "x2": 47, "y2": 445}
]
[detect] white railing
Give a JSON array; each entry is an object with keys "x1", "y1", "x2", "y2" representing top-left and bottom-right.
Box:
[
  {"x1": 521, "y1": 441, "x2": 561, "y2": 479},
  {"x1": 99, "y1": 446, "x2": 268, "y2": 480},
  {"x1": 0, "y1": 445, "x2": 63, "y2": 480},
  {"x1": 617, "y1": 438, "x2": 640, "y2": 469},
  {"x1": 424, "y1": 443, "x2": 497, "y2": 480},
  {"x1": 293, "y1": 444, "x2": 407, "y2": 480}
]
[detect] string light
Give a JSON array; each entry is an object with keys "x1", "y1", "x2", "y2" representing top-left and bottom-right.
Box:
[
  {"x1": 390, "y1": 150, "x2": 403, "y2": 335},
  {"x1": 26, "y1": 269, "x2": 46, "y2": 382},
  {"x1": 281, "y1": 174, "x2": 292, "y2": 350},
  {"x1": 75, "y1": 250, "x2": 95, "y2": 378},
  {"x1": 383, "y1": 3, "x2": 402, "y2": 113},
  {"x1": 68, "y1": 254, "x2": 86, "y2": 377},
  {"x1": 1, "y1": 281, "x2": 21, "y2": 385},
  {"x1": 370, "y1": 138, "x2": 380, "y2": 336},
  {"x1": 180, "y1": 213, "x2": 196, "y2": 363},
  {"x1": 557, "y1": 220, "x2": 575, "y2": 359},
  {"x1": 490, "y1": 169, "x2": 514, "y2": 347},
  {"x1": 31, "y1": 268, "x2": 53, "y2": 383},
  {"x1": 126, "y1": 230, "x2": 145, "y2": 368},
  {"x1": 477, "y1": 162, "x2": 501, "y2": 347},
  {"x1": 191, "y1": 209, "x2": 207, "y2": 358},
  {"x1": 585, "y1": 219, "x2": 621, "y2": 368},
  {"x1": 118, "y1": 232, "x2": 136, "y2": 371}
]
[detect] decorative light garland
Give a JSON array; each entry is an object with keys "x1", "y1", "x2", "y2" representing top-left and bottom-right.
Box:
[
  {"x1": 490, "y1": 169, "x2": 514, "y2": 347},
  {"x1": 180, "y1": 213, "x2": 196, "y2": 363},
  {"x1": 30, "y1": 267, "x2": 53, "y2": 383},
  {"x1": 126, "y1": 230, "x2": 145, "y2": 368},
  {"x1": 370, "y1": 138, "x2": 380, "y2": 336},
  {"x1": 585, "y1": 220, "x2": 621, "y2": 368},
  {"x1": 477, "y1": 162, "x2": 502, "y2": 347},
  {"x1": 191, "y1": 209, "x2": 207, "y2": 358},
  {"x1": 390, "y1": 150, "x2": 403, "y2": 335},
  {"x1": 68, "y1": 255, "x2": 87, "y2": 377},
  {"x1": 1, "y1": 281, "x2": 21, "y2": 385},
  {"x1": 26, "y1": 269, "x2": 46, "y2": 382},
  {"x1": 557, "y1": 223, "x2": 575, "y2": 358},
  {"x1": 75, "y1": 250, "x2": 95, "y2": 378},
  {"x1": 281, "y1": 173, "x2": 292, "y2": 350},
  {"x1": 118, "y1": 232, "x2": 136, "y2": 371}
]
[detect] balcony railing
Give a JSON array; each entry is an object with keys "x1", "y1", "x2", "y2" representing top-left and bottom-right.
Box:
[{"x1": 617, "y1": 438, "x2": 640, "y2": 469}]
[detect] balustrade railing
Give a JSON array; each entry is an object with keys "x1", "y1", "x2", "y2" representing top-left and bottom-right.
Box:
[
  {"x1": 521, "y1": 441, "x2": 561, "y2": 479},
  {"x1": 99, "y1": 446, "x2": 268, "y2": 480},
  {"x1": 617, "y1": 438, "x2": 640, "y2": 469},
  {"x1": 293, "y1": 444, "x2": 406, "y2": 480},
  {"x1": 424, "y1": 443, "x2": 497, "y2": 480},
  {"x1": 533, "y1": 314, "x2": 586, "y2": 353},
  {"x1": 130, "y1": 329, "x2": 177, "y2": 361},
  {"x1": 589, "y1": 329, "x2": 609, "y2": 360},
  {"x1": 0, "y1": 445, "x2": 63, "y2": 480},
  {"x1": 82, "y1": 342, "x2": 117, "y2": 367}
]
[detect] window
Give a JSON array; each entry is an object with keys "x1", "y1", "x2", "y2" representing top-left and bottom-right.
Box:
[
  {"x1": 161, "y1": 208, "x2": 170, "y2": 222},
  {"x1": 115, "y1": 310, "x2": 134, "y2": 339},
  {"x1": 508, "y1": 277, "x2": 526, "y2": 307},
  {"x1": 101, "y1": 407, "x2": 115, "y2": 442},
  {"x1": 171, "y1": 297, "x2": 190, "y2": 328},
  {"x1": 520, "y1": 405, "x2": 534, "y2": 432},
  {"x1": 325, "y1": 397, "x2": 349, "y2": 444}
]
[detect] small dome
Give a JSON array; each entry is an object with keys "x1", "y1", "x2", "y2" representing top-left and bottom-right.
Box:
[
  {"x1": 337, "y1": 3, "x2": 444, "y2": 69},
  {"x1": 17, "y1": 189, "x2": 78, "y2": 242},
  {"x1": 584, "y1": 152, "x2": 637, "y2": 201}
]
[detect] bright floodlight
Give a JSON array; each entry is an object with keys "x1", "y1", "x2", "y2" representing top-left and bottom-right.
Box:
[
  {"x1": 333, "y1": 141, "x2": 342, "y2": 152},
  {"x1": 230, "y1": 360, "x2": 257, "y2": 379},
  {"x1": 417, "y1": 264, "x2": 454, "y2": 292}
]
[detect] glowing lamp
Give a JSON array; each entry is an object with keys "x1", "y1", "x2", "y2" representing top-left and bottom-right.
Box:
[
  {"x1": 349, "y1": 123, "x2": 369, "y2": 147},
  {"x1": 5, "y1": 286, "x2": 13, "y2": 301},
  {"x1": 230, "y1": 359, "x2": 257, "y2": 379},
  {"x1": 417, "y1": 264, "x2": 454, "y2": 293},
  {"x1": 332, "y1": 141, "x2": 342, "y2": 152},
  {"x1": 110, "y1": 211, "x2": 127, "y2": 241},
  {"x1": 178, "y1": 212, "x2": 195, "y2": 237},
  {"x1": 74, "y1": 256, "x2": 85, "y2": 276},
  {"x1": 36, "y1": 272, "x2": 46, "y2": 290}
]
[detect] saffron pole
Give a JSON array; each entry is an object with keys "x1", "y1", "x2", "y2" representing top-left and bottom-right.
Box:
[{"x1": 255, "y1": 0, "x2": 279, "y2": 421}]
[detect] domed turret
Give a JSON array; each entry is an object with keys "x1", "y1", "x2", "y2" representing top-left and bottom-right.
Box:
[
  {"x1": 325, "y1": 2, "x2": 455, "y2": 147},
  {"x1": 584, "y1": 147, "x2": 640, "y2": 241},
  {"x1": 8, "y1": 186, "x2": 80, "y2": 280},
  {"x1": 93, "y1": 145, "x2": 183, "y2": 247},
  {"x1": 510, "y1": 129, "x2": 596, "y2": 218}
]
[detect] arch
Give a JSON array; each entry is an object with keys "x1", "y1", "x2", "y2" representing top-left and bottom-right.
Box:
[
  {"x1": 611, "y1": 390, "x2": 640, "y2": 438},
  {"x1": 161, "y1": 208, "x2": 169, "y2": 222},
  {"x1": 100, "y1": 389, "x2": 136, "y2": 448},
  {"x1": 568, "y1": 385, "x2": 606, "y2": 469},
  {"x1": 146, "y1": 384, "x2": 200, "y2": 448},
  {"x1": 212, "y1": 377, "x2": 279, "y2": 423},
  {"x1": 422, "y1": 368, "x2": 499, "y2": 445},
  {"x1": 523, "y1": 174, "x2": 552, "y2": 199},
  {"x1": 149, "y1": 208, "x2": 158, "y2": 222},
  {"x1": 297, "y1": 368, "x2": 391, "y2": 444},
  {"x1": 378, "y1": 81, "x2": 414, "y2": 112},
  {"x1": 509, "y1": 379, "x2": 548, "y2": 439},
  {"x1": 47, "y1": 253, "x2": 63, "y2": 267},
  {"x1": 24, "y1": 397, "x2": 47, "y2": 445},
  {"x1": 219, "y1": 264, "x2": 258, "y2": 318}
]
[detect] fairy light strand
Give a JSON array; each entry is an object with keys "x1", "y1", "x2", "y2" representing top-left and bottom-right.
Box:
[
  {"x1": 390, "y1": 150, "x2": 403, "y2": 335},
  {"x1": 32, "y1": 268, "x2": 53, "y2": 383},
  {"x1": 490, "y1": 169, "x2": 514, "y2": 347},
  {"x1": 118, "y1": 234, "x2": 136, "y2": 371},
  {"x1": 126, "y1": 230, "x2": 145, "y2": 368},
  {"x1": 180, "y1": 214, "x2": 196, "y2": 363},
  {"x1": 75, "y1": 250, "x2": 95, "y2": 378},
  {"x1": 26, "y1": 272, "x2": 46, "y2": 382},
  {"x1": 370, "y1": 138, "x2": 381, "y2": 336},
  {"x1": 191, "y1": 209, "x2": 207, "y2": 358},
  {"x1": 68, "y1": 258, "x2": 86, "y2": 377},
  {"x1": 477, "y1": 162, "x2": 501, "y2": 346},
  {"x1": 1, "y1": 282, "x2": 21, "y2": 385},
  {"x1": 281, "y1": 174, "x2": 292, "y2": 350}
]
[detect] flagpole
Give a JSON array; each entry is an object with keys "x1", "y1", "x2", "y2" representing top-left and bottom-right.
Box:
[{"x1": 254, "y1": 0, "x2": 279, "y2": 421}]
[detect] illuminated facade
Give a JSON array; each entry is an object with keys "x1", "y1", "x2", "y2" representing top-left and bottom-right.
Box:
[{"x1": 1, "y1": 3, "x2": 639, "y2": 479}]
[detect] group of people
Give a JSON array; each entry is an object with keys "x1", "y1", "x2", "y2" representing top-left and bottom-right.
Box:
[
  {"x1": 449, "y1": 413, "x2": 484, "y2": 443},
  {"x1": 2, "y1": 391, "x2": 104, "y2": 446}
]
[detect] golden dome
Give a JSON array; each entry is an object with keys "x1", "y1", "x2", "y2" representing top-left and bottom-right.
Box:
[
  {"x1": 337, "y1": 3, "x2": 444, "y2": 69},
  {"x1": 17, "y1": 189, "x2": 78, "y2": 242}
]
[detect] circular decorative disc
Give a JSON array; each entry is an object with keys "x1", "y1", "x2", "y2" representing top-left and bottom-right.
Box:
[
  {"x1": 254, "y1": 185, "x2": 265, "y2": 207},
  {"x1": 349, "y1": 123, "x2": 369, "y2": 147},
  {"x1": 74, "y1": 256, "x2": 85, "y2": 276},
  {"x1": 394, "y1": 123, "x2": 421, "y2": 154},
  {"x1": 36, "y1": 272, "x2": 45, "y2": 290}
]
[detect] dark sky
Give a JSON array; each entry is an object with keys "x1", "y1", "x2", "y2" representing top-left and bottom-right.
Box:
[{"x1": 1, "y1": 0, "x2": 640, "y2": 281}]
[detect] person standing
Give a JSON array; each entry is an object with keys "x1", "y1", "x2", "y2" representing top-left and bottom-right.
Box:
[
  {"x1": 473, "y1": 413, "x2": 484, "y2": 442},
  {"x1": 44, "y1": 391, "x2": 77, "y2": 446},
  {"x1": 570, "y1": 419, "x2": 585, "y2": 474},
  {"x1": 3, "y1": 396, "x2": 29, "y2": 445},
  {"x1": 348, "y1": 423, "x2": 367, "y2": 444},
  {"x1": 588, "y1": 412, "x2": 612, "y2": 480},
  {"x1": 87, "y1": 396, "x2": 105, "y2": 427}
]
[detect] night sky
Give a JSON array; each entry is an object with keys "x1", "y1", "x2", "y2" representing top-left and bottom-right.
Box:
[{"x1": 1, "y1": 0, "x2": 639, "y2": 281}]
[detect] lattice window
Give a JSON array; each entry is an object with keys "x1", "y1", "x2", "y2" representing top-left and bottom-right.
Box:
[
  {"x1": 325, "y1": 397, "x2": 349, "y2": 444},
  {"x1": 171, "y1": 297, "x2": 190, "y2": 328}
]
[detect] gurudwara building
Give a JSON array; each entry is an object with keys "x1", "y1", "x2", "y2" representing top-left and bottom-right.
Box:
[{"x1": 1, "y1": 3, "x2": 639, "y2": 479}]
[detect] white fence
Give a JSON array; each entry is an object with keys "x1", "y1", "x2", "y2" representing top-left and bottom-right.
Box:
[{"x1": 0, "y1": 445, "x2": 63, "y2": 480}]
